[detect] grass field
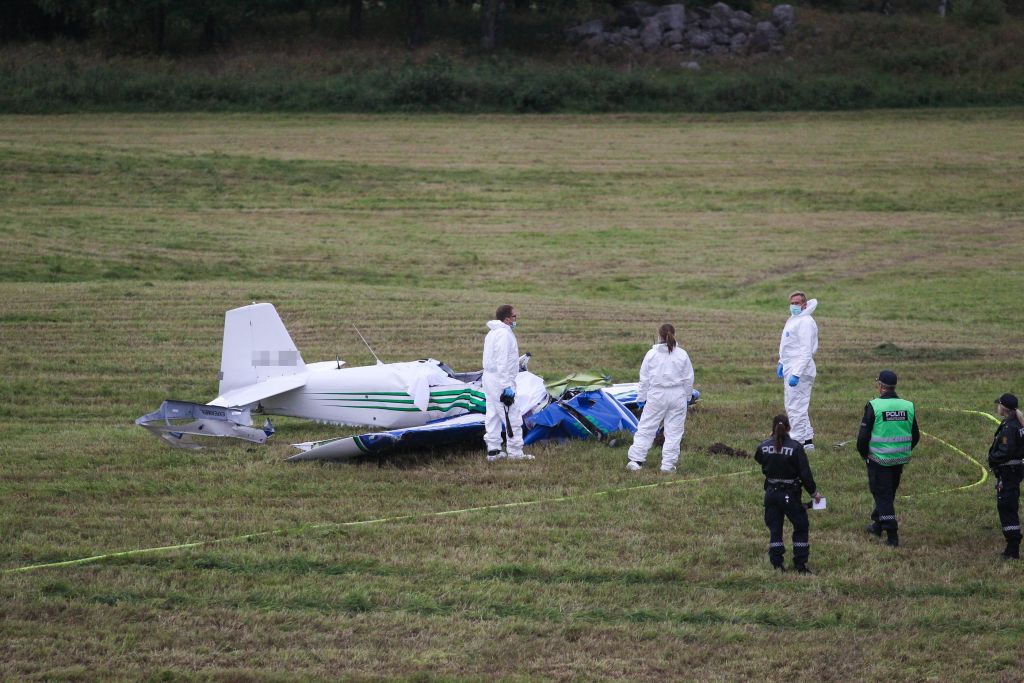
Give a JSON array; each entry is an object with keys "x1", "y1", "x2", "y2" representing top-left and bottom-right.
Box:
[{"x1": 2, "y1": 109, "x2": 1024, "y2": 681}]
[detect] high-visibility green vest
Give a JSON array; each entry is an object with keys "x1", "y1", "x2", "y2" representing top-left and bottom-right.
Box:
[{"x1": 868, "y1": 397, "x2": 915, "y2": 466}]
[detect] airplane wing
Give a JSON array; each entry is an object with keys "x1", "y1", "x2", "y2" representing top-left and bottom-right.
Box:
[
  {"x1": 288, "y1": 385, "x2": 658, "y2": 462},
  {"x1": 207, "y1": 374, "x2": 307, "y2": 409},
  {"x1": 288, "y1": 370, "x2": 550, "y2": 462},
  {"x1": 288, "y1": 413, "x2": 486, "y2": 462}
]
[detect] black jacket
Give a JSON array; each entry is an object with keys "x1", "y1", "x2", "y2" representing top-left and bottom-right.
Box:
[
  {"x1": 755, "y1": 435, "x2": 817, "y2": 497},
  {"x1": 988, "y1": 416, "x2": 1024, "y2": 469},
  {"x1": 856, "y1": 390, "x2": 921, "y2": 459}
]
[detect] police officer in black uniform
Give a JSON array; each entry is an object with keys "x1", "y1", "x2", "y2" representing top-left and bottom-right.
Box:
[
  {"x1": 988, "y1": 393, "x2": 1024, "y2": 560},
  {"x1": 857, "y1": 369, "x2": 919, "y2": 548},
  {"x1": 755, "y1": 414, "x2": 822, "y2": 573}
]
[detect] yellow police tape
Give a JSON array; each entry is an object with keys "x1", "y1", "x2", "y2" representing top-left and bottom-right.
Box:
[
  {"x1": 2, "y1": 408, "x2": 1001, "y2": 574},
  {"x1": 907, "y1": 431, "x2": 987, "y2": 499},
  {"x1": 958, "y1": 409, "x2": 1001, "y2": 425},
  {"x1": 899, "y1": 408, "x2": 998, "y2": 499},
  {"x1": 3, "y1": 468, "x2": 754, "y2": 574}
]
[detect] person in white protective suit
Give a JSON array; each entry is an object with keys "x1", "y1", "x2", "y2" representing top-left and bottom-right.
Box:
[
  {"x1": 626, "y1": 323, "x2": 694, "y2": 473},
  {"x1": 777, "y1": 291, "x2": 819, "y2": 451},
  {"x1": 482, "y1": 304, "x2": 534, "y2": 462}
]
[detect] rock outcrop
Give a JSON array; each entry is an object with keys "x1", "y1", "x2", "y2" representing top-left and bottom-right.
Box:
[{"x1": 567, "y1": 2, "x2": 795, "y2": 58}]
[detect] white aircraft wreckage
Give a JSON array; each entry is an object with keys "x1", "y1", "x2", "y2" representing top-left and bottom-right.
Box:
[{"x1": 136, "y1": 303, "x2": 699, "y2": 461}]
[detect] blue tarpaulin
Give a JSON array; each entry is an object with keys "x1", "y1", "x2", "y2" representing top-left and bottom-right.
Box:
[{"x1": 524, "y1": 389, "x2": 639, "y2": 445}]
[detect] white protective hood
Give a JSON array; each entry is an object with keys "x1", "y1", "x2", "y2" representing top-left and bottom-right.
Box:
[
  {"x1": 779, "y1": 298, "x2": 819, "y2": 379},
  {"x1": 482, "y1": 319, "x2": 519, "y2": 388},
  {"x1": 796, "y1": 298, "x2": 818, "y2": 319}
]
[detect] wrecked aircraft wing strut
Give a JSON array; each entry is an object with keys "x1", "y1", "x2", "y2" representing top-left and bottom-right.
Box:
[{"x1": 135, "y1": 400, "x2": 274, "y2": 449}]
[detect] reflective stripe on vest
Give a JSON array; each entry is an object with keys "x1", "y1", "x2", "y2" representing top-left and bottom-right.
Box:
[{"x1": 869, "y1": 397, "x2": 915, "y2": 466}]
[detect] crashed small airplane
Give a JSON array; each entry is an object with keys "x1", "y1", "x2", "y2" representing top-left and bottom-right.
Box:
[
  {"x1": 137, "y1": 302, "x2": 506, "y2": 447},
  {"x1": 287, "y1": 381, "x2": 655, "y2": 462},
  {"x1": 136, "y1": 303, "x2": 699, "y2": 460}
]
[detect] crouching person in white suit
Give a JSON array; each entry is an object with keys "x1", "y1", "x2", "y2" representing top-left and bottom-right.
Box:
[
  {"x1": 482, "y1": 304, "x2": 533, "y2": 462},
  {"x1": 627, "y1": 323, "x2": 694, "y2": 473}
]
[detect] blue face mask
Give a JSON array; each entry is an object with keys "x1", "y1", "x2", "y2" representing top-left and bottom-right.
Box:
[
  {"x1": 510, "y1": 321, "x2": 517, "y2": 329},
  {"x1": 790, "y1": 304, "x2": 802, "y2": 316}
]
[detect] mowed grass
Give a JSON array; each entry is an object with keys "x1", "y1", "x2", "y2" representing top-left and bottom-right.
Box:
[{"x1": 1, "y1": 110, "x2": 1023, "y2": 680}]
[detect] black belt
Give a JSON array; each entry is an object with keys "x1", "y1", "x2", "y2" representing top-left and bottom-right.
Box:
[{"x1": 766, "y1": 479, "x2": 801, "y2": 493}]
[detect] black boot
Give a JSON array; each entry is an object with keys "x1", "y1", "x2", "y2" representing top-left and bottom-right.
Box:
[
  {"x1": 1002, "y1": 538, "x2": 1021, "y2": 560},
  {"x1": 886, "y1": 530, "x2": 899, "y2": 547},
  {"x1": 865, "y1": 523, "x2": 882, "y2": 537},
  {"x1": 794, "y1": 564, "x2": 812, "y2": 575}
]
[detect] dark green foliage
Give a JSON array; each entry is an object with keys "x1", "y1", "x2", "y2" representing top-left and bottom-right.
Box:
[
  {"x1": 953, "y1": 0, "x2": 1008, "y2": 23},
  {"x1": 1, "y1": 6, "x2": 1023, "y2": 111},
  {"x1": 1, "y1": 55, "x2": 1022, "y2": 112}
]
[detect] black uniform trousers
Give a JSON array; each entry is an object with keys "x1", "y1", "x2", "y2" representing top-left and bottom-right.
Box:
[
  {"x1": 866, "y1": 460, "x2": 903, "y2": 532},
  {"x1": 764, "y1": 487, "x2": 809, "y2": 567},
  {"x1": 995, "y1": 465, "x2": 1023, "y2": 541}
]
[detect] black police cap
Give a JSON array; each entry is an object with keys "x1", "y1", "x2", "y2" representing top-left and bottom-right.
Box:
[
  {"x1": 997, "y1": 393, "x2": 1019, "y2": 410},
  {"x1": 877, "y1": 370, "x2": 897, "y2": 386}
]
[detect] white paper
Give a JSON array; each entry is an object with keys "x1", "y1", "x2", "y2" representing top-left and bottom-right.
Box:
[{"x1": 812, "y1": 497, "x2": 827, "y2": 510}]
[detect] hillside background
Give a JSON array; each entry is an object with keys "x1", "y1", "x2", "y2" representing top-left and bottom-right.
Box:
[{"x1": 2, "y1": 0, "x2": 1023, "y2": 111}]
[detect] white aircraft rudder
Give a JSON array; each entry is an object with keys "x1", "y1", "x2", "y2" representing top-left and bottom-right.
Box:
[{"x1": 219, "y1": 303, "x2": 307, "y2": 396}]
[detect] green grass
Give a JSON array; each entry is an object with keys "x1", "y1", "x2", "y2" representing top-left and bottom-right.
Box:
[{"x1": 1, "y1": 110, "x2": 1023, "y2": 680}]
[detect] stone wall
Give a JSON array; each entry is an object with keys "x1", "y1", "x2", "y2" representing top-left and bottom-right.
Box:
[{"x1": 566, "y1": 2, "x2": 796, "y2": 59}]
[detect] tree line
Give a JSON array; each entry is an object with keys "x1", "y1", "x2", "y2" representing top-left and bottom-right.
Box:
[
  {"x1": 2, "y1": 0, "x2": 1018, "y2": 55},
  {"x1": 0, "y1": 0, "x2": 527, "y2": 52}
]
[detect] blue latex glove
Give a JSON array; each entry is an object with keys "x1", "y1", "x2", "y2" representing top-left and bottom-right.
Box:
[
  {"x1": 788, "y1": 375, "x2": 800, "y2": 387},
  {"x1": 777, "y1": 363, "x2": 785, "y2": 379},
  {"x1": 636, "y1": 400, "x2": 646, "y2": 411},
  {"x1": 500, "y1": 386, "x2": 516, "y2": 403}
]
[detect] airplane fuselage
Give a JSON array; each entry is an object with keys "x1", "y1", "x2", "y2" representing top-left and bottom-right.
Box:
[{"x1": 258, "y1": 361, "x2": 485, "y2": 429}]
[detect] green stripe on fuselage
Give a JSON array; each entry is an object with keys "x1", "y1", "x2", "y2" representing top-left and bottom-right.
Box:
[
  {"x1": 429, "y1": 395, "x2": 484, "y2": 405},
  {"x1": 427, "y1": 402, "x2": 483, "y2": 412},
  {"x1": 317, "y1": 397, "x2": 415, "y2": 405},
  {"x1": 322, "y1": 404, "x2": 422, "y2": 412},
  {"x1": 312, "y1": 391, "x2": 410, "y2": 397}
]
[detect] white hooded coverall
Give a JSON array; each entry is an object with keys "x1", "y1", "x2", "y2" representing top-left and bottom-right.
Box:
[
  {"x1": 482, "y1": 319, "x2": 524, "y2": 456},
  {"x1": 627, "y1": 343, "x2": 694, "y2": 471},
  {"x1": 778, "y1": 298, "x2": 819, "y2": 443}
]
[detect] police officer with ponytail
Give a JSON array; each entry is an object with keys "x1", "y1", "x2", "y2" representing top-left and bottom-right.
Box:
[
  {"x1": 755, "y1": 414, "x2": 821, "y2": 573},
  {"x1": 857, "y1": 370, "x2": 919, "y2": 548},
  {"x1": 988, "y1": 393, "x2": 1024, "y2": 559}
]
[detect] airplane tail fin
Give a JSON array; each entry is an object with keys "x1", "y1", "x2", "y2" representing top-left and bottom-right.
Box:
[{"x1": 219, "y1": 303, "x2": 306, "y2": 397}]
